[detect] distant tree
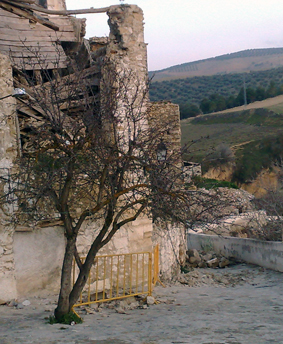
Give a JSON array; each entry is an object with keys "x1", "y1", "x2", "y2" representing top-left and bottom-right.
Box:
[
  {"x1": 266, "y1": 80, "x2": 278, "y2": 98},
  {"x1": 200, "y1": 98, "x2": 211, "y2": 114},
  {"x1": 179, "y1": 103, "x2": 201, "y2": 119},
  {"x1": 226, "y1": 95, "x2": 237, "y2": 109},
  {"x1": 245, "y1": 87, "x2": 256, "y2": 103},
  {"x1": 255, "y1": 86, "x2": 266, "y2": 101}
]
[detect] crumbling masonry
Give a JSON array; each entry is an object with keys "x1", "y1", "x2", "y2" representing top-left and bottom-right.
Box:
[{"x1": 0, "y1": 1, "x2": 185, "y2": 301}]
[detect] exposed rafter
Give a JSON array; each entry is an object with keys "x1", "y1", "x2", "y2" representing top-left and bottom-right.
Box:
[
  {"x1": 0, "y1": 0, "x2": 59, "y2": 30},
  {"x1": 0, "y1": 0, "x2": 110, "y2": 31}
]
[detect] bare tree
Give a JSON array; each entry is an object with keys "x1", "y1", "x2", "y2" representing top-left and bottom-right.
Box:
[
  {"x1": 0, "y1": 54, "x2": 190, "y2": 320},
  {"x1": 0, "y1": 50, "x2": 240, "y2": 321}
]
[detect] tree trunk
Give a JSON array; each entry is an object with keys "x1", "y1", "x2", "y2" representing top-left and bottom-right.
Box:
[
  {"x1": 54, "y1": 236, "x2": 76, "y2": 320},
  {"x1": 68, "y1": 210, "x2": 114, "y2": 309},
  {"x1": 68, "y1": 247, "x2": 99, "y2": 310}
]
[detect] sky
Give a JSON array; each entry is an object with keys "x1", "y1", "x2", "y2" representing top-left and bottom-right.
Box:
[{"x1": 66, "y1": 0, "x2": 283, "y2": 71}]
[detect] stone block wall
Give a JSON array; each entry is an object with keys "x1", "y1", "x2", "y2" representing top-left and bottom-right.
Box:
[
  {"x1": 76, "y1": 215, "x2": 153, "y2": 258},
  {"x1": 152, "y1": 222, "x2": 186, "y2": 280},
  {"x1": 0, "y1": 6, "x2": 186, "y2": 301},
  {"x1": 0, "y1": 53, "x2": 18, "y2": 301},
  {"x1": 148, "y1": 101, "x2": 182, "y2": 164}
]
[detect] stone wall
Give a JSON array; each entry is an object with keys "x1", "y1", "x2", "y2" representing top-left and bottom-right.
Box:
[
  {"x1": 13, "y1": 226, "x2": 65, "y2": 296},
  {"x1": 47, "y1": 0, "x2": 66, "y2": 11},
  {"x1": 152, "y1": 222, "x2": 186, "y2": 280},
  {"x1": 102, "y1": 5, "x2": 149, "y2": 144},
  {"x1": 0, "y1": 53, "x2": 18, "y2": 301},
  {"x1": 188, "y1": 232, "x2": 283, "y2": 272},
  {"x1": 148, "y1": 101, "x2": 181, "y2": 162},
  {"x1": 76, "y1": 216, "x2": 153, "y2": 257},
  {"x1": 0, "y1": 6, "x2": 185, "y2": 301},
  {"x1": 11, "y1": 215, "x2": 153, "y2": 298}
]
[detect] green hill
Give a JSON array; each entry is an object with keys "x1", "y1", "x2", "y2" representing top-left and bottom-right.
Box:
[
  {"x1": 149, "y1": 67, "x2": 283, "y2": 108},
  {"x1": 181, "y1": 97, "x2": 283, "y2": 184}
]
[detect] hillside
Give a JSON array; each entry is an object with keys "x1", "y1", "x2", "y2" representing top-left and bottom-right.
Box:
[
  {"x1": 149, "y1": 67, "x2": 283, "y2": 107},
  {"x1": 181, "y1": 96, "x2": 283, "y2": 185},
  {"x1": 150, "y1": 48, "x2": 283, "y2": 81}
]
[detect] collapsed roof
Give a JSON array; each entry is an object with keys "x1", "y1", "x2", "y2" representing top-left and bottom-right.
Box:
[{"x1": 0, "y1": 0, "x2": 109, "y2": 69}]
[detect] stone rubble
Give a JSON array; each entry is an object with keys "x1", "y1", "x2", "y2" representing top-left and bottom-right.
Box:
[
  {"x1": 185, "y1": 248, "x2": 238, "y2": 269},
  {"x1": 168, "y1": 247, "x2": 259, "y2": 288}
]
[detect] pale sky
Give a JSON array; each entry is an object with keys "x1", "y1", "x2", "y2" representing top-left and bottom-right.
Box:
[{"x1": 66, "y1": 0, "x2": 283, "y2": 71}]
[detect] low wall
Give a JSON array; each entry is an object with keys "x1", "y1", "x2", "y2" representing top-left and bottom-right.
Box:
[{"x1": 187, "y1": 233, "x2": 283, "y2": 272}]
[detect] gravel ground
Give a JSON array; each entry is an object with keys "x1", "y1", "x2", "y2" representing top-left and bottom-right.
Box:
[{"x1": 1, "y1": 263, "x2": 283, "y2": 344}]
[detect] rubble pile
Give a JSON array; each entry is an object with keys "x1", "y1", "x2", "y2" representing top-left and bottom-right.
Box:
[
  {"x1": 79, "y1": 295, "x2": 154, "y2": 315},
  {"x1": 184, "y1": 248, "x2": 236, "y2": 269},
  {"x1": 176, "y1": 266, "x2": 258, "y2": 288},
  {"x1": 171, "y1": 248, "x2": 261, "y2": 288}
]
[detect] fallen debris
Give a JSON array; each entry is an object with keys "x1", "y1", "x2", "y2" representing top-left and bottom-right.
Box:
[{"x1": 184, "y1": 248, "x2": 240, "y2": 270}]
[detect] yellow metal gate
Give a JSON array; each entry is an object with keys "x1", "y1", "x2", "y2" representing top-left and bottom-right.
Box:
[{"x1": 72, "y1": 245, "x2": 162, "y2": 312}]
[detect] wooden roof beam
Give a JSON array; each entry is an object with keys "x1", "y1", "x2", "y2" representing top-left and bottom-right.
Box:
[
  {"x1": 3, "y1": 1, "x2": 110, "y2": 15},
  {"x1": 0, "y1": 1, "x2": 59, "y2": 30}
]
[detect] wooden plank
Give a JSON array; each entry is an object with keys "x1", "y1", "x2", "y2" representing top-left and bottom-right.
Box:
[
  {"x1": 0, "y1": 2, "x2": 59, "y2": 31},
  {"x1": 33, "y1": 65, "x2": 101, "y2": 91},
  {"x1": 0, "y1": 14, "x2": 75, "y2": 27},
  {"x1": 9, "y1": 0, "x2": 37, "y2": 4},
  {"x1": 0, "y1": 28, "x2": 76, "y2": 39},
  {"x1": 0, "y1": 44, "x2": 57, "y2": 51},
  {"x1": 6, "y1": 49, "x2": 67, "y2": 56},
  {"x1": 0, "y1": 19, "x2": 75, "y2": 29},
  {"x1": 10, "y1": 57, "x2": 67, "y2": 65},
  {"x1": 12, "y1": 60, "x2": 67, "y2": 70},
  {"x1": 0, "y1": 31, "x2": 77, "y2": 41},
  {"x1": 17, "y1": 103, "x2": 43, "y2": 121},
  {"x1": 0, "y1": 40, "x2": 61, "y2": 47},
  {"x1": 6, "y1": 1, "x2": 109, "y2": 15},
  {"x1": 0, "y1": 9, "x2": 75, "y2": 24},
  {"x1": 0, "y1": 23, "x2": 76, "y2": 32},
  {"x1": 12, "y1": 56, "x2": 67, "y2": 63},
  {"x1": 3, "y1": 43, "x2": 66, "y2": 52}
]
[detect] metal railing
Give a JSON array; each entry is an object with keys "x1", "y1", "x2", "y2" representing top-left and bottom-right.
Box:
[{"x1": 72, "y1": 246, "x2": 162, "y2": 313}]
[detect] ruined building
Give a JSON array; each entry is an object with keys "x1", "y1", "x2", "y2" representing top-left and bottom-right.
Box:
[{"x1": 0, "y1": 0, "x2": 185, "y2": 301}]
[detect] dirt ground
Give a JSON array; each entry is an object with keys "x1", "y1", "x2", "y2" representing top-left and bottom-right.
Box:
[{"x1": 1, "y1": 263, "x2": 283, "y2": 344}]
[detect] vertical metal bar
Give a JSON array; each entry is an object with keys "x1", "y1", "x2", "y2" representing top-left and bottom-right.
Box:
[
  {"x1": 88, "y1": 268, "x2": 91, "y2": 302},
  {"x1": 103, "y1": 256, "x2": 106, "y2": 300},
  {"x1": 110, "y1": 256, "x2": 113, "y2": 298},
  {"x1": 136, "y1": 254, "x2": 139, "y2": 293},
  {"x1": 129, "y1": 254, "x2": 133, "y2": 294},
  {"x1": 116, "y1": 256, "x2": 120, "y2": 297},
  {"x1": 95, "y1": 257, "x2": 99, "y2": 301},
  {"x1": 153, "y1": 245, "x2": 159, "y2": 286},
  {"x1": 79, "y1": 258, "x2": 84, "y2": 304},
  {"x1": 123, "y1": 255, "x2": 126, "y2": 296},
  {"x1": 148, "y1": 252, "x2": 152, "y2": 296}
]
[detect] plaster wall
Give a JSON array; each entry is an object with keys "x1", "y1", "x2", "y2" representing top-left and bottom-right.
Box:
[
  {"x1": 13, "y1": 227, "x2": 65, "y2": 297},
  {"x1": 188, "y1": 232, "x2": 283, "y2": 272},
  {"x1": 12, "y1": 216, "x2": 153, "y2": 298}
]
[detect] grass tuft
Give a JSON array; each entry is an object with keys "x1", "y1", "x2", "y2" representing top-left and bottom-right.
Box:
[{"x1": 48, "y1": 312, "x2": 83, "y2": 325}]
